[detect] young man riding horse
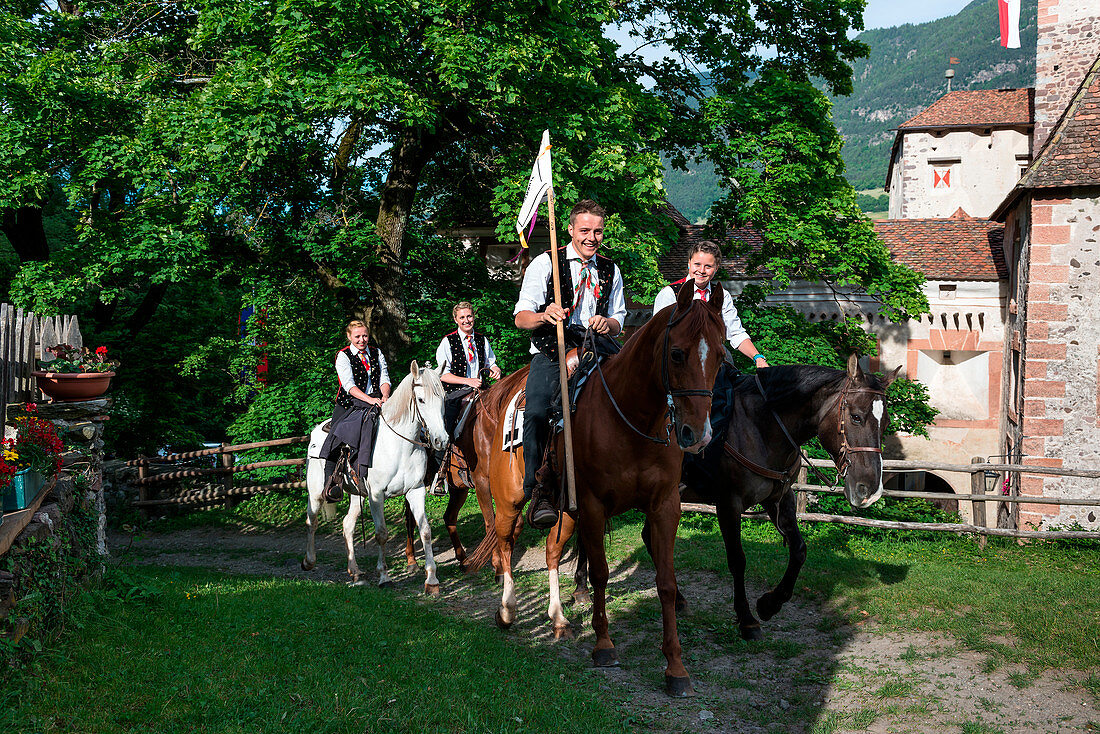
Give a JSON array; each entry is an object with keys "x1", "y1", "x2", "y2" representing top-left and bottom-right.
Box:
[{"x1": 512, "y1": 198, "x2": 626, "y2": 529}]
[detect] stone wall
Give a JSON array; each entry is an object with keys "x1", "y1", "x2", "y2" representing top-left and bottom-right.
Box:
[
  {"x1": 1034, "y1": 0, "x2": 1100, "y2": 150},
  {"x1": 1018, "y1": 190, "x2": 1100, "y2": 529}
]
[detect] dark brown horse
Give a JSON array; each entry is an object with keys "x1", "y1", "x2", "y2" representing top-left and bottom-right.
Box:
[
  {"x1": 467, "y1": 283, "x2": 727, "y2": 697},
  {"x1": 571, "y1": 355, "x2": 898, "y2": 640}
]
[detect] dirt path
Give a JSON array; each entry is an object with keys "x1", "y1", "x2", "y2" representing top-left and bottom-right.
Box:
[{"x1": 111, "y1": 525, "x2": 1098, "y2": 734}]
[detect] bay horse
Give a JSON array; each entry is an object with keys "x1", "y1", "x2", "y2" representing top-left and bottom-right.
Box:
[
  {"x1": 302, "y1": 362, "x2": 450, "y2": 593},
  {"x1": 466, "y1": 283, "x2": 727, "y2": 697},
  {"x1": 571, "y1": 355, "x2": 899, "y2": 640}
]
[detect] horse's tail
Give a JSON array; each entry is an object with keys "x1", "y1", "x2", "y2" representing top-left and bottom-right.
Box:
[{"x1": 463, "y1": 527, "x2": 498, "y2": 575}]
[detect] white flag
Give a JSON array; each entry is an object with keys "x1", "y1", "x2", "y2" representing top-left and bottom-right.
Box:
[
  {"x1": 515, "y1": 130, "x2": 552, "y2": 248},
  {"x1": 999, "y1": 0, "x2": 1020, "y2": 49}
]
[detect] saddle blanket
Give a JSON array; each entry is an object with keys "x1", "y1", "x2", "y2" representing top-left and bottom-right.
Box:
[{"x1": 502, "y1": 390, "x2": 524, "y2": 453}]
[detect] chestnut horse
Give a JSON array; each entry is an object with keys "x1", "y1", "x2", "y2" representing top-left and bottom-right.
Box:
[{"x1": 467, "y1": 283, "x2": 726, "y2": 697}]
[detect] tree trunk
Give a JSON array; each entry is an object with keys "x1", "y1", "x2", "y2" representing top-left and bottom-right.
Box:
[
  {"x1": 1, "y1": 206, "x2": 50, "y2": 262},
  {"x1": 370, "y1": 127, "x2": 438, "y2": 353}
]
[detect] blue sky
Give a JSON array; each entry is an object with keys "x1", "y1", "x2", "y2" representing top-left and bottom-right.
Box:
[{"x1": 863, "y1": 0, "x2": 975, "y2": 30}]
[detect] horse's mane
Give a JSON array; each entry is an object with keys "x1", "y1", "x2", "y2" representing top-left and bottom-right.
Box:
[
  {"x1": 480, "y1": 366, "x2": 530, "y2": 421},
  {"x1": 384, "y1": 366, "x2": 444, "y2": 423},
  {"x1": 732, "y1": 364, "x2": 884, "y2": 410}
]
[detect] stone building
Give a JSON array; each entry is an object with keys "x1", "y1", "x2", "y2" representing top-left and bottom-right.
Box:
[
  {"x1": 886, "y1": 89, "x2": 1033, "y2": 219},
  {"x1": 990, "y1": 0, "x2": 1100, "y2": 530}
]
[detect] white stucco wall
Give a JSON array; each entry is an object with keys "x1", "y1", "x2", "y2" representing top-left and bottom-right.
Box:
[{"x1": 889, "y1": 128, "x2": 1030, "y2": 219}]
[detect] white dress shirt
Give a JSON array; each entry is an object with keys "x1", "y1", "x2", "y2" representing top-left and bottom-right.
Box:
[
  {"x1": 335, "y1": 345, "x2": 390, "y2": 395},
  {"x1": 513, "y1": 244, "x2": 627, "y2": 354},
  {"x1": 652, "y1": 281, "x2": 750, "y2": 349},
  {"x1": 435, "y1": 331, "x2": 498, "y2": 378}
]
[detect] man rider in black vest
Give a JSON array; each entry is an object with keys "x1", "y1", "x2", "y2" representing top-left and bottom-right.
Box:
[{"x1": 513, "y1": 199, "x2": 627, "y2": 529}]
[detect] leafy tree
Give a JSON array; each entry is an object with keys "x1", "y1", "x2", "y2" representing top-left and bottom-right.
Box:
[{"x1": 0, "y1": 0, "x2": 933, "y2": 452}]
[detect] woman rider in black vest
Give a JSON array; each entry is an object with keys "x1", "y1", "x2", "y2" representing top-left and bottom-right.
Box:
[{"x1": 320, "y1": 320, "x2": 391, "y2": 501}]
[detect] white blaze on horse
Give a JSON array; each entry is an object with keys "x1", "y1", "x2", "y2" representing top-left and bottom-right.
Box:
[{"x1": 302, "y1": 361, "x2": 449, "y2": 593}]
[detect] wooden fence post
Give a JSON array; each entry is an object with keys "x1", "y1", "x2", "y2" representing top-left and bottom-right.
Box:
[
  {"x1": 971, "y1": 456, "x2": 987, "y2": 549},
  {"x1": 136, "y1": 457, "x2": 149, "y2": 520},
  {"x1": 796, "y1": 465, "x2": 808, "y2": 516},
  {"x1": 221, "y1": 444, "x2": 235, "y2": 509}
]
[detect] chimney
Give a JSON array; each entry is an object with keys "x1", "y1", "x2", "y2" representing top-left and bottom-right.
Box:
[{"x1": 1034, "y1": 0, "x2": 1100, "y2": 149}]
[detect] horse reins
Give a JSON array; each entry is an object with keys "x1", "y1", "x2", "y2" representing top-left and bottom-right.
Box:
[
  {"x1": 378, "y1": 377, "x2": 434, "y2": 448},
  {"x1": 589, "y1": 299, "x2": 714, "y2": 446}
]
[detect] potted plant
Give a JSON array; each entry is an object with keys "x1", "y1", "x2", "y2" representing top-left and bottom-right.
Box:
[
  {"x1": 33, "y1": 344, "x2": 120, "y2": 402},
  {"x1": 1, "y1": 414, "x2": 63, "y2": 512}
]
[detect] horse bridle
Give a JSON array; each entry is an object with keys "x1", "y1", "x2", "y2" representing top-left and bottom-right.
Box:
[
  {"x1": 592, "y1": 300, "x2": 715, "y2": 446},
  {"x1": 753, "y1": 372, "x2": 885, "y2": 486},
  {"x1": 833, "y1": 375, "x2": 885, "y2": 479},
  {"x1": 378, "y1": 376, "x2": 434, "y2": 449}
]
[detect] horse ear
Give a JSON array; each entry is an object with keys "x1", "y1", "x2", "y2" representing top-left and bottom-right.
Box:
[
  {"x1": 674, "y1": 279, "x2": 695, "y2": 312},
  {"x1": 883, "y1": 365, "x2": 902, "y2": 387},
  {"x1": 409, "y1": 360, "x2": 420, "y2": 378},
  {"x1": 707, "y1": 283, "x2": 724, "y2": 313},
  {"x1": 846, "y1": 353, "x2": 861, "y2": 380}
]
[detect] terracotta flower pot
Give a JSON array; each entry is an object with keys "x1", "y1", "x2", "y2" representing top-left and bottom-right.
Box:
[{"x1": 32, "y1": 371, "x2": 115, "y2": 402}]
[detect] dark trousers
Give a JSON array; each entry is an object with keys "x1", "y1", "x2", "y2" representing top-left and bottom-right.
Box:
[
  {"x1": 443, "y1": 387, "x2": 474, "y2": 437},
  {"x1": 522, "y1": 353, "x2": 560, "y2": 497}
]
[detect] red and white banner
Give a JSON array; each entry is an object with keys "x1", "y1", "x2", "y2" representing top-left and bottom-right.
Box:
[{"x1": 999, "y1": 0, "x2": 1021, "y2": 49}]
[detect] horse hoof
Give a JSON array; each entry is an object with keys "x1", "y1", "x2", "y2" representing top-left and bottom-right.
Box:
[
  {"x1": 572, "y1": 589, "x2": 592, "y2": 606},
  {"x1": 424, "y1": 583, "x2": 440, "y2": 596},
  {"x1": 552, "y1": 624, "x2": 574, "y2": 641},
  {"x1": 756, "y1": 595, "x2": 779, "y2": 621},
  {"x1": 665, "y1": 675, "x2": 695, "y2": 698},
  {"x1": 350, "y1": 577, "x2": 369, "y2": 587},
  {"x1": 494, "y1": 574, "x2": 505, "y2": 586},
  {"x1": 301, "y1": 559, "x2": 315, "y2": 572},
  {"x1": 675, "y1": 598, "x2": 689, "y2": 615},
  {"x1": 378, "y1": 580, "x2": 394, "y2": 590},
  {"x1": 495, "y1": 608, "x2": 513, "y2": 630},
  {"x1": 739, "y1": 624, "x2": 764, "y2": 641},
  {"x1": 591, "y1": 647, "x2": 620, "y2": 668},
  {"x1": 406, "y1": 562, "x2": 419, "y2": 573},
  {"x1": 457, "y1": 563, "x2": 468, "y2": 574}
]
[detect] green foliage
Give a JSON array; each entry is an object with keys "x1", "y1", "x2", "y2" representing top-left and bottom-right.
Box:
[
  {"x1": 856, "y1": 192, "x2": 889, "y2": 214},
  {"x1": 0, "y1": 484, "x2": 102, "y2": 667},
  {"x1": 0, "y1": 0, "x2": 931, "y2": 456}
]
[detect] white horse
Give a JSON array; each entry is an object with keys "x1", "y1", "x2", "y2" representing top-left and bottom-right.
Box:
[{"x1": 302, "y1": 361, "x2": 449, "y2": 593}]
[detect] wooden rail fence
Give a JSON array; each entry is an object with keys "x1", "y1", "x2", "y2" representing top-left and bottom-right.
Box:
[
  {"x1": 0, "y1": 304, "x2": 83, "y2": 426},
  {"x1": 683, "y1": 457, "x2": 1100, "y2": 542},
  {"x1": 124, "y1": 436, "x2": 1100, "y2": 542},
  {"x1": 125, "y1": 436, "x2": 309, "y2": 509}
]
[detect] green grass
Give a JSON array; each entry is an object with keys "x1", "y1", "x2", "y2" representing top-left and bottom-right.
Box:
[
  {"x1": 1, "y1": 566, "x2": 634, "y2": 734},
  {"x1": 136, "y1": 492, "x2": 1100, "y2": 677}
]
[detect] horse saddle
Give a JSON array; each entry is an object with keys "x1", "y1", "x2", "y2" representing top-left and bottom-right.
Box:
[{"x1": 320, "y1": 420, "x2": 332, "y2": 434}]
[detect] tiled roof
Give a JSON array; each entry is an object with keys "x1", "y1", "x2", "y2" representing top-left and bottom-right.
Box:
[
  {"x1": 1018, "y1": 53, "x2": 1100, "y2": 189},
  {"x1": 658, "y1": 218, "x2": 1007, "y2": 283},
  {"x1": 873, "y1": 219, "x2": 1008, "y2": 281},
  {"x1": 897, "y1": 88, "x2": 1033, "y2": 130},
  {"x1": 659, "y1": 224, "x2": 762, "y2": 281}
]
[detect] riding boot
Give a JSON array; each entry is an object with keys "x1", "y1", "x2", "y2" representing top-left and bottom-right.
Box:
[
  {"x1": 322, "y1": 457, "x2": 343, "y2": 502},
  {"x1": 526, "y1": 452, "x2": 559, "y2": 530},
  {"x1": 427, "y1": 446, "x2": 450, "y2": 496}
]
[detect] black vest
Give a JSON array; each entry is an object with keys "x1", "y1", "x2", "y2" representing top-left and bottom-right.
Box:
[
  {"x1": 334, "y1": 344, "x2": 382, "y2": 408},
  {"x1": 443, "y1": 330, "x2": 488, "y2": 393},
  {"x1": 531, "y1": 248, "x2": 615, "y2": 360}
]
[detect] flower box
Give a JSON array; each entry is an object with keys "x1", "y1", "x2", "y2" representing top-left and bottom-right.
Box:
[
  {"x1": 32, "y1": 371, "x2": 115, "y2": 402},
  {"x1": 3, "y1": 469, "x2": 46, "y2": 512}
]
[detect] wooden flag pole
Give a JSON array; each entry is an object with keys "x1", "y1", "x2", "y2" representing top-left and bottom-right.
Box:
[{"x1": 545, "y1": 186, "x2": 578, "y2": 512}]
